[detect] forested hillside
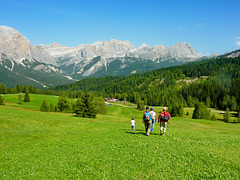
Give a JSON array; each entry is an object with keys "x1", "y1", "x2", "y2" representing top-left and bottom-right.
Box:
[{"x1": 52, "y1": 56, "x2": 240, "y2": 111}]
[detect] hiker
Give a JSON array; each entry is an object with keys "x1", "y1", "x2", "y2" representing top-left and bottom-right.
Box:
[
  {"x1": 150, "y1": 108, "x2": 157, "y2": 132},
  {"x1": 143, "y1": 106, "x2": 153, "y2": 136},
  {"x1": 158, "y1": 107, "x2": 171, "y2": 135},
  {"x1": 130, "y1": 117, "x2": 136, "y2": 131}
]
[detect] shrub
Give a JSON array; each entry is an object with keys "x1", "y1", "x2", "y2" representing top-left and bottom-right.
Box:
[
  {"x1": 92, "y1": 96, "x2": 107, "y2": 114},
  {"x1": 211, "y1": 113, "x2": 216, "y2": 121}
]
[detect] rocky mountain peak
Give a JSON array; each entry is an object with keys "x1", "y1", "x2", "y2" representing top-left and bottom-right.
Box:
[
  {"x1": 0, "y1": 26, "x2": 21, "y2": 39},
  {"x1": 138, "y1": 43, "x2": 151, "y2": 50},
  {"x1": 0, "y1": 26, "x2": 203, "y2": 78}
]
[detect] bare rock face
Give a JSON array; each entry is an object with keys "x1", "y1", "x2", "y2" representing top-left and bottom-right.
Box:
[
  {"x1": 227, "y1": 52, "x2": 240, "y2": 58},
  {"x1": 0, "y1": 26, "x2": 202, "y2": 77},
  {"x1": 0, "y1": 26, "x2": 32, "y2": 62},
  {"x1": 0, "y1": 26, "x2": 54, "y2": 64}
]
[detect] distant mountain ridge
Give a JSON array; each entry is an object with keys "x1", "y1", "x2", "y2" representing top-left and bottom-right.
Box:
[{"x1": 1, "y1": 25, "x2": 237, "y2": 88}]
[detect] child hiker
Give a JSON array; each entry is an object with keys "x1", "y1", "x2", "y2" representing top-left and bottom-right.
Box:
[{"x1": 130, "y1": 117, "x2": 136, "y2": 131}]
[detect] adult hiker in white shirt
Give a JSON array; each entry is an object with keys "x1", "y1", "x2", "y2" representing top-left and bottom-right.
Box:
[{"x1": 150, "y1": 108, "x2": 157, "y2": 132}]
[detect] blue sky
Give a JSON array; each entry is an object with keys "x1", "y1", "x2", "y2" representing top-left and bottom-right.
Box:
[{"x1": 1, "y1": 0, "x2": 240, "y2": 55}]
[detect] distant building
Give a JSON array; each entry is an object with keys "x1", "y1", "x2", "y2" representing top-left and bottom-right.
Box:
[{"x1": 104, "y1": 97, "x2": 117, "y2": 102}]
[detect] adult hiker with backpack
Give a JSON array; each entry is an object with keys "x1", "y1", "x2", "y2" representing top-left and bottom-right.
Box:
[
  {"x1": 150, "y1": 108, "x2": 157, "y2": 132},
  {"x1": 143, "y1": 106, "x2": 153, "y2": 136},
  {"x1": 158, "y1": 107, "x2": 171, "y2": 135}
]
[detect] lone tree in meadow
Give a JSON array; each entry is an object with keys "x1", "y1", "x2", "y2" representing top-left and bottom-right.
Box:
[
  {"x1": 18, "y1": 94, "x2": 23, "y2": 104},
  {"x1": 0, "y1": 94, "x2": 4, "y2": 105},
  {"x1": 192, "y1": 102, "x2": 210, "y2": 119},
  {"x1": 23, "y1": 91, "x2": 30, "y2": 102},
  {"x1": 74, "y1": 92, "x2": 96, "y2": 118},
  {"x1": 40, "y1": 100, "x2": 49, "y2": 112}
]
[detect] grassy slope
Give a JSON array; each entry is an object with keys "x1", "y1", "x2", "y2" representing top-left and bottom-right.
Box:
[
  {"x1": 2, "y1": 94, "x2": 59, "y2": 111},
  {"x1": 0, "y1": 95, "x2": 240, "y2": 179}
]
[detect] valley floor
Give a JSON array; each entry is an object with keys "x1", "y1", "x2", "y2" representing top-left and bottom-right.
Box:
[{"x1": 0, "y1": 99, "x2": 240, "y2": 179}]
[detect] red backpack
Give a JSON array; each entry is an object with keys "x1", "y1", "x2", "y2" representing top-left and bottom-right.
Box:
[{"x1": 162, "y1": 112, "x2": 170, "y2": 121}]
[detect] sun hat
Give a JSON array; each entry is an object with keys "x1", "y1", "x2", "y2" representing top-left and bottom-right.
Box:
[
  {"x1": 151, "y1": 108, "x2": 153, "y2": 110},
  {"x1": 146, "y1": 106, "x2": 149, "y2": 109},
  {"x1": 132, "y1": 117, "x2": 134, "y2": 120},
  {"x1": 163, "y1": 107, "x2": 167, "y2": 110}
]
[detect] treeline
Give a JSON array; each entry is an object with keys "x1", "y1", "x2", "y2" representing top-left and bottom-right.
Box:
[
  {"x1": 0, "y1": 83, "x2": 107, "y2": 118},
  {"x1": 52, "y1": 57, "x2": 240, "y2": 111},
  {"x1": 0, "y1": 83, "x2": 86, "y2": 99},
  {"x1": 40, "y1": 93, "x2": 107, "y2": 118}
]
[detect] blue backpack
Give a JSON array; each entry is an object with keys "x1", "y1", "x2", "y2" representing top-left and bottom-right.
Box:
[{"x1": 144, "y1": 111, "x2": 151, "y2": 121}]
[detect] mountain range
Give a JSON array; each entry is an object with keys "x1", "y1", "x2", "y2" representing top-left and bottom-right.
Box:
[{"x1": 0, "y1": 25, "x2": 222, "y2": 88}]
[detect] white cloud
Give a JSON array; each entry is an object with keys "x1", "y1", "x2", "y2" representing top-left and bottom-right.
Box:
[
  {"x1": 235, "y1": 37, "x2": 240, "y2": 39},
  {"x1": 178, "y1": 26, "x2": 187, "y2": 31},
  {"x1": 194, "y1": 23, "x2": 205, "y2": 28},
  {"x1": 235, "y1": 41, "x2": 240, "y2": 47}
]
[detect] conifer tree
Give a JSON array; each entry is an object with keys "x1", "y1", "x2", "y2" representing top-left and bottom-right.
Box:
[
  {"x1": 192, "y1": 102, "x2": 210, "y2": 119},
  {"x1": 23, "y1": 91, "x2": 30, "y2": 102},
  {"x1": 178, "y1": 104, "x2": 184, "y2": 117},
  {"x1": 18, "y1": 94, "x2": 23, "y2": 104},
  {"x1": 137, "y1": 100, "x2": 144, "y2": 111},
  {"x1": 82, "y1": 92, "x2": 96, "y2": 118},
  {"x1": 57, "y1": 95, "x2": 70, "y2": 112},
  {"x1": 74, "y1": 93, "x2": 96, "y2": 118},
  {"x1": 40, "y1": 100, "x2": 49, "y2": 112},
  {"x1": 0, "y1": 94, "x2": 4, "y2": 105},
  {"x1": 230, "y1": 96, "x2": 237, "y2": 111},
  {"x1": 74, "y1": 98, "x2": 85, "y2": 117},
  {"x1": 238, "y1": 106, "x2": 240, "y2": 123},
  {"x1": 0, "y1": 83, "x2": 7, "y2": 94},
  {"x1": 49, "y1": 103, "x2": 55, "y2": 112},
  {"x1": 224, "y1": 108, "x2": 231, "y2": 123}
]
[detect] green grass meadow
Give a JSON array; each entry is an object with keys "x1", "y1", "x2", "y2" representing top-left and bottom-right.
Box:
[{"x1": 0, "y1": 94, "x2": 240, "y2": 179}]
